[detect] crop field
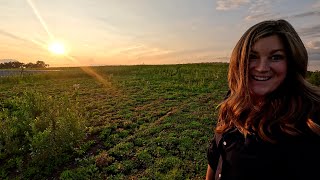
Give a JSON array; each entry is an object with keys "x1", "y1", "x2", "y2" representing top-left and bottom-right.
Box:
[{"x1": 4, "y1": 62, "x2": 318, "y2": 179}]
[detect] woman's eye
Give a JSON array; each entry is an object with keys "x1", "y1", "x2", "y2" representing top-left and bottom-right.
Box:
[
  {"x1": 249, "y1": 54, "x2": 258, "y2": 61},
  {"x1": 271, "y1": 54, "x2": 285, "y2": 61}
]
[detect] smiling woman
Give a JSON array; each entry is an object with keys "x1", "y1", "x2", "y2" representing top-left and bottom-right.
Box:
[
  {"x1": 48, "y1": 41, "x2": 66, "y2": 55},
  {"x1": 206, "y1": 19, "x2": 320, "y2": 180}
]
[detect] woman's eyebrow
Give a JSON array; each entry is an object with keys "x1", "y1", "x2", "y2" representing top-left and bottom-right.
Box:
[
  {"x1": 250, "y1": 51, "x2": 258, "y2": 54},
  {"x1": 270, "y1": 49, "x2": 285, "y2": 54},
  {"x1": 250, "y1": 49, "x2": 285, "y2": 54}
]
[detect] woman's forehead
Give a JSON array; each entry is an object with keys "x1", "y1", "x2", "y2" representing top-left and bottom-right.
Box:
[{"x1": 251, "y1": 35, "x2": 285, "y2": 52}]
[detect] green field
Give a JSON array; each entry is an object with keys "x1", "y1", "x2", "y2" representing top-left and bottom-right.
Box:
[{"x1": 2, "y1": 63, "x2": 317, "y2": 179}]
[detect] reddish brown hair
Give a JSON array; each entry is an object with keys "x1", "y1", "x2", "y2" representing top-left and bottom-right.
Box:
[{"x1": 216, "y1": 19, "x2": 320, "y2": 142}]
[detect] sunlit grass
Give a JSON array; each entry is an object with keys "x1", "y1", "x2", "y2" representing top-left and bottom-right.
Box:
[{"x1": 1, "y1": 63, "x2": 229, "y2": 179}]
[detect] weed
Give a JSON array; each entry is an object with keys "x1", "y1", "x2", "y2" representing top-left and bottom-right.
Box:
[
  {"x1": 0, "y1": 90, "x2": 86, "y2": 178},
  {"x1": 95, "y1": 151, "x2": 115, "y2": 167}
]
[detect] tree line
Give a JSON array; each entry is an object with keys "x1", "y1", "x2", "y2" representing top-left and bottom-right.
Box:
[{"x1": 0, "y1": 60, "x2": 49, "y2": 69}]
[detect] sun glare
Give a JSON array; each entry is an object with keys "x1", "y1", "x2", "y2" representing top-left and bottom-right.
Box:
[{"x1": 48, "y1": 41, "x2": 66, "y2": 55}]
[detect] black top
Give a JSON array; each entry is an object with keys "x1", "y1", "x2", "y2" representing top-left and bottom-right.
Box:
[{"x1": 207, "y1": 128, "x2": 320, "y2": 180}]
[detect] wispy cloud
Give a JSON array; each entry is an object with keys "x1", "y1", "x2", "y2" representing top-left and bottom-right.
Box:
[
  {"x1": 307, "y1": 40, "x2": 320, "y2": 50},
  {"x1": 133, "y1": 48, "x2": 173, "y2": 58},
  {"x1": 245, "y1": 12, "x2": 273, "y2": 21},
  {"x1": 244, "y1": 0, "x2": 320, "y2": 21},
  {"x1": 308, "y1": 49, "x2": 320, "y2": 61},
  {"x1": 105, "y1": 44, "x2": 174, "y2": 61},
  {"x1": 111, "y1": 45, "x2": 146, "y2": 55},
  {"x1": 133, "y1": 47, "x2": 228, "y2": 64},
  {"x1": 248, "y1": 0, "x2": 271, "y2": 14},
  {"x1": 245, "y1": 10, "x2": 320, "y2": 21},
  {"x1": 306, "y1": 40, "x2": 320, "y2": 61},
  {"x1": 123, "y1": 45, "x2": 173, "y2": 58},
  {"x1": 244, "y1": 0, "x2": 277, "y2": 21},
  {"x1": 290, "y1": 10, "x2": 320, "y2": 18},
  {"x1": 312, "y1": 1, "x2": 320, "y2": 9},
  {"x1": 96, "y1": 17, "x2": 121, "y2": 33},
  {"x1": 216, "y1": 0, "x2": 250, "y2": 11},
  {"x1": 298, "y1": 24, "x2": 320, "y2": 38},
  {"x1": 0, "y1": 29, "x2": 28, "y2": 42},
  {"x1": 0, "y1": 29, "x2": 48, "y2": 50}
]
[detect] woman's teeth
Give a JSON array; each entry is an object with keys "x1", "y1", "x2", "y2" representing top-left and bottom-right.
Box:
[{"x1": 252, "y1": 76, "x2": 271, "y2": 81}]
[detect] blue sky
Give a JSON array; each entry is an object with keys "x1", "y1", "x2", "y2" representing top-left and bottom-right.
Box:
[{"x1": 0, "y1": 0, "x2": 319, "y2": 70}]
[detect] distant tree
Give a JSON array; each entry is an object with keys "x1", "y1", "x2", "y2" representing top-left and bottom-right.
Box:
[
  {"x1": 12, "y1": 61, "x2": 24, "y2": 68},
  {"x1": 0, "y1": 60, "x2": 49, "y2": 69},
  {"x1": 35, "y1": 60, "x2": 49, "y2": 68},
  {"x1": 0, "y1": 61, "x2": 23, "y2": 69},
  {"x1": 24, "y1": 62, "x2": 35, "y2": 68}
]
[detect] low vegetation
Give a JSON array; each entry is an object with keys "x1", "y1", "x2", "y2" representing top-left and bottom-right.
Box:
[
  {"x1": 307, "y1": 71, "x2": 320, "y2": 86},
  {"x1": 0, "y1": 63, "x2": 318, "y2": 179}
]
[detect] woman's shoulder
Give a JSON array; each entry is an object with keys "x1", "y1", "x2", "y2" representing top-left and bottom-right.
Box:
[{"x1": 208, "y1": 127, "x2": 242, "y2": 151}]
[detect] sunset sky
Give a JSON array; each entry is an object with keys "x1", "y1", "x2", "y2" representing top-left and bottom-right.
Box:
[{"x1": 0, "y1": 0, "x2": 319, "y2": 70}]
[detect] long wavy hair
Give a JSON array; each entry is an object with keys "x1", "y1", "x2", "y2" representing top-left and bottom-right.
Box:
[{"x1": 216, "y1": 19, "x2": 320, "y2": 142}]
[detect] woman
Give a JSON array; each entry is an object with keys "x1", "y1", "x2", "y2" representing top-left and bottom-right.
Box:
[{"x1": 206, "y1": 19, "x2": 320, "y2": 180}]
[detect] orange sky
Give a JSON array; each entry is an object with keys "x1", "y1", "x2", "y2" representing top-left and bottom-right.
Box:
[{"x1": 0, "y1": 0, "x2": 319, "y2": 70}]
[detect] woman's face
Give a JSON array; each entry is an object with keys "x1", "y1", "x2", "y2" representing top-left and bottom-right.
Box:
[{"x1": 248, "y1": 35, "x2": 287, "y2": 97}]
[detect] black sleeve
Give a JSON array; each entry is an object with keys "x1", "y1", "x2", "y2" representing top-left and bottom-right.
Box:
[
  {"x1": 207, "y1": 134, "x2": 220, "y2": 170},
  {"x1": 311, "y1": 110, "x2": 320, "y2": 124}
]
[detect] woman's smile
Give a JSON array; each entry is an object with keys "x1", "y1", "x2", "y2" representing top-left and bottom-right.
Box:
[{"x1": 251, "y1": 75, "x2": 272, "y2": 81}]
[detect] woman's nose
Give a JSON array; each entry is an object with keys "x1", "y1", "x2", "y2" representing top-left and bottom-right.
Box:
[{"x1": 255, "y1": 59, "x2": 270, "y2": 72}]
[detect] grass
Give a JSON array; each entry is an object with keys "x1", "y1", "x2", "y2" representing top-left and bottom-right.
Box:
[
  {"x1": 1, "y1": 63, "x2": 319, "y2": 179},
  {"x1": 0, "y1": 63, "x2": 230, "y2": 179}
]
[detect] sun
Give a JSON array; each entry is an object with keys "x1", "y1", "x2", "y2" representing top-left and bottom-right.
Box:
[{"x1": 48, "y1": 41, "x2": 66, "y2": 55}]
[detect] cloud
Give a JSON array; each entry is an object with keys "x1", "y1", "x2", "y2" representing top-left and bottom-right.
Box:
[
  {"x1": 248, "y1": 0, "x2": 271, "y2": 14},
  {"x1": 306, "y1": 40, "x2": 320, "y2": 61},
  {"x1": 131, "y1": 47, "x2": 173, "y2": 58},
  {"x1": 245, "y1": 12, "x2": 272, "y2": 21},
  {"x1": 308, "y1": 49, "x2": 320, "y2": 61},
  {"x1": 111, "y1": 45, "x2": 146, "y2": 55},
  {"x1": 0, "y1": 29, "x2": 46, "y2": 52},
  {"x1": 243, "y1": 0, "x2": 274, "y2": 21},
  {"x1": 96, "y1": 17, "x2": 121, "y2": 33},
  {"x1": 133, "y1": 47, "x2": 229, "y2": 64},
  {"x1": 290, "y1": 10, "x2": 320, "y2": 18},
  {"x1": 244, "y1": 1, "x2": 319, "y2": 21},
  {"x1": 307, "y1": 40, "x2": 320, "y2": 50},
  {"x1": 298, "y1": 25, "x2": 320, "y2": 38},
  {"x1": 216, "y1": 0, "x2": 250, "y2": 11},
  {"x1": 0, "y1": 29, "x2": 28, "y2": 43},
  {"x1": 312, "y1": 1, "x2": 320, "y2": 9},
  {"x1": 246, "y1": 10, "x2": 320, "y2": 21},
  {"x1": 104, "y1": 44, "x2": 174, "y2": 61}
]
